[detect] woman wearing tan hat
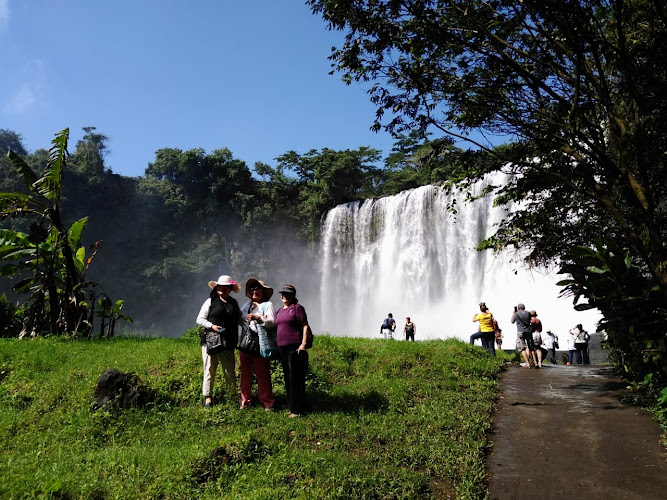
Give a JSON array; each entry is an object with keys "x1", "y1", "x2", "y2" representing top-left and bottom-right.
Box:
[
  {"x1": 239, "y1": 278, "x2": 276, "y2": 411},
  {"x1": 196, "y1": 275, "x2": 242, "y2": 407}
]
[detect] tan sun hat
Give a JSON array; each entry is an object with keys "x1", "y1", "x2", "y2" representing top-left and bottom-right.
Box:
[
  {"x1": 245, "y1": 277, "x2": 274, "y2": 300},
  {"x1": 208, "y1": 275, "x2": 240, "y2": 293}
]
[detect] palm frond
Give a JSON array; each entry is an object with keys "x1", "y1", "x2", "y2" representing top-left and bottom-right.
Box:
[{"x1": 34, "y1": 128, "x2": 69, "y2": 200}]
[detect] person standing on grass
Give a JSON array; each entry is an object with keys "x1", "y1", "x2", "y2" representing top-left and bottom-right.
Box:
[
  {"x1": 239, "y1": 278, "x2": 276, "y2": 412},
  {"x1": 470, "y1": 302, "x2": 496, "y2": 356},
  {"x1": 275, "y1": 285, "x2": 310, "y2": 418},
  {"x1": 196, "y1": 275, "x2": 242, "y2": 407},
  {"x1": 380, "y1": 313, "x2": 396, "y2": 340},
  {"x1": 404, "y1": 317, "x2": 416, "y2": 341},
  {"x1": 511, "y1": 303, "x2": 535, "y2": 368}
]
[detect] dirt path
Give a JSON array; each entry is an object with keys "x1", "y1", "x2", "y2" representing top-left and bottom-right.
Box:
[{"x1": 487, "y1": 364, "x2": 667, "y2": 499}]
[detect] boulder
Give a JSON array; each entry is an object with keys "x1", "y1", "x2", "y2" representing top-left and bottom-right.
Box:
[{"x1": 93, "y1": 368, "x2": 155, "y2": 410}]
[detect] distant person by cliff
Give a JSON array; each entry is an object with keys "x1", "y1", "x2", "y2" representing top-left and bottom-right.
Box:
[
  {"x1": 404, "y1": 317, "x2": 416, "y2": 341},
  {"x1": 380, "y1": 313, "x2": 396, "y2": 340}
]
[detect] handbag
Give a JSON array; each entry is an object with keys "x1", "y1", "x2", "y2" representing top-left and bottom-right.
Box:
[
  {"x1": 238, "y1": 322, "x2": 260, "y2": 355},
  {"x1": 205, "y1": 329, "x2": 225, "y2": 355},
  {"x1": 305, "y1": 325, "x2": 314, "y2": 349}
]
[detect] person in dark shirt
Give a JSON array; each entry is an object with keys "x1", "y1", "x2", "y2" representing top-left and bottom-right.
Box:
[
  {"x1": 196, "y1": 275, "x2": 241, "y2": 407},
  {"x1": 275, "y1": 284, "x2": 310, "y2": 418},
  {"x1": 404, "y1": 317, "x2": 416, "y2": 341},
  {"x1": 511, "y1": 303, "x2": 536, "y2": 368}
]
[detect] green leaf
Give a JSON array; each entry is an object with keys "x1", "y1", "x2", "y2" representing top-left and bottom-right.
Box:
[
  {"x1": 585, "y1": 266, "x2": 608, "y2": 274},
  {"x1": 67, "y1": 217, "x2": 89, "y2": 250},
  {"x1": 34, "y1": 128, "x2": 69, "y2": 200},
  {"x1": 6, "y1": 150, "x2": 39, "y2": 191},
  {"x1": 74, "y1": 247, "x2": 86, "y2": 272},
  {"x1": 12, "y1": 277, "x2": 35, "y2": 293}
]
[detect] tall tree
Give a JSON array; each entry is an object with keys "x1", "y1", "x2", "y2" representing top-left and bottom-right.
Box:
[
  {"x1": 309, "y1": 0, "x2": 667, "y2": 282},
  {"x1": 309, "y1": 0, "x2": 667, "y2": 383},
  {"x1": 275, "y1": 147, "x2": 383, "y2": 240},
  {"x1": 1, "y1": 129, "x2": 94, "y2": 336}
]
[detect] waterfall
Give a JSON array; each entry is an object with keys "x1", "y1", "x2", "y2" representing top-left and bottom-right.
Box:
[{"x1": 318, "y1": 172, "x2": 601, "y2": 341}]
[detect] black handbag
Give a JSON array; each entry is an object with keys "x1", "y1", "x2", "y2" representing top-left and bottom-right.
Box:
[
  {"x1": 238, "y1": 324, "x2": 260, "y2": 355},
  {"x1": 205, "y1": 329, "x2": 225, "y2": 355},
  {"x1": 305, "y1": 325, "x2": 314, "y2": 349}
]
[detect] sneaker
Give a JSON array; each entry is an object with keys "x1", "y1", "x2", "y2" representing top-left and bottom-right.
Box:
[
  {"x1": 566, "y1": 362, "x2": 571, "y2": 365},
  {"x1": 264, "y1": 407, "x2": 273, "y2": 413},
  {"x1": 288, "y1": 412, "x2": 300, "y2": 418},
  {"x1": 204, "y1": 401, "x2": 212, "y2": 408}
]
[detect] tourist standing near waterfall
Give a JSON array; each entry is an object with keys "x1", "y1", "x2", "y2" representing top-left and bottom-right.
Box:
[
  {"x1": 239, "y1": 278, "x2": 276, "y2": 412},
  {"x1": 275, "y1": 285, "x2": 310, "y2": 418},
  {"x1": 196, "y1": 275, "x2": 242, "y2": 407},
  {"x1": 404, "y1": 317, "x2": 416, "y2": 341},
  {"x1": 530, "y1": 310, "x2": 544, "y2": 368},
  {"x1": 470, "y1": 302, "x2": 496, "y2": 356},
  {"x1": 511, "y1": 303, "x2": 535, "y2": 368},
  {"x1": 380, "y1": 313, "x2": 396, "y2": 340},
  {"x1": 572, "y1": 324, "x2": 591, "y2": 365}
]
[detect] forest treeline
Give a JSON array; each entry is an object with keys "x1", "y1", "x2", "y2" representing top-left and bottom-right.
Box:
[{"x1": 1, "y1": 127, "x2": 488, "y2": 336}]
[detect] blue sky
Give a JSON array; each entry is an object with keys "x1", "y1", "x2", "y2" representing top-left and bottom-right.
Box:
[{"x1": 1, "y1": 0, "x2": 397, "y2": 178}]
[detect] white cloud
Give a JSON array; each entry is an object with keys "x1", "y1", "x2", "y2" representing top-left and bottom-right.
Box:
[
  {"x1": 4, "y1": 85, "x2": 38, "y2": 113},
  {"x1": 0, "y1": 0, "x2": 9, "y2": 29},
  {"x1": 3, "y1": 59, "x2": 45, "y2": 114}
]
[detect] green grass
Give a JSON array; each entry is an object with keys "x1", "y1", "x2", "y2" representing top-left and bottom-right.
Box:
[{"x1": 0, "y1": 335, "x2": 507, "y2": 499}]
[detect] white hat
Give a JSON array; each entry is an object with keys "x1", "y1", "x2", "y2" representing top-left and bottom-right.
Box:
[{"x1": 208, "y1": 275, "x2": 240, "y2": 293}]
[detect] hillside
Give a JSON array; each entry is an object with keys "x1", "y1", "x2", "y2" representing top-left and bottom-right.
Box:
[{"x1": 0, "y1": 336, "x2": 504, "y2": 499}]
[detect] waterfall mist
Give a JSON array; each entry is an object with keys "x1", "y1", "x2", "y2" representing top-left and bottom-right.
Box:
[{"x1": 318, "y1": 173, "x2": 601, "y2": 341}]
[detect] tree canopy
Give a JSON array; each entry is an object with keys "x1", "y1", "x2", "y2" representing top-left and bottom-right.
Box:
[
  {"x1": 308, "y1": 0, "x2": 667, "y2": 384},
  {"x1": 309, "y1": 0, "x2": 667, "y2": 277}
]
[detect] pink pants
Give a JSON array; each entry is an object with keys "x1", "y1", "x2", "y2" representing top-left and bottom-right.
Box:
[{"x1": 239, "y1": 350, "x2": 274, "y2": 409}]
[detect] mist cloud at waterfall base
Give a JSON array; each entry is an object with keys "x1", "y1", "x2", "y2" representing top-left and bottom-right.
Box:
[{"x1": 317, "y1": 175, "x2": 601, "y2": 342}]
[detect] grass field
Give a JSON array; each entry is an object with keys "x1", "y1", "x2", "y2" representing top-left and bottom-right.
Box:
[{"x1": 0, "y1": 335, "x2": 507, "y2": 499}]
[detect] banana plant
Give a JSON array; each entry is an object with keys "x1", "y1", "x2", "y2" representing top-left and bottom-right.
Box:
[
  {"x1": 0, "y1": 128, "x2": 100, "y2": 337},
  {"x1": 94, "y1": 295, "x2": 132, "y2": 338}
]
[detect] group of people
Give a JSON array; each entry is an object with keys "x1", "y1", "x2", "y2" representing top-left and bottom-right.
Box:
[
  {"x1": 380, "y1": 313, "x2": 417, "y2": 341},
  {"x1": 470, "y1": 302, "x2": 592, "y2": 367},
  {"x1": 196, "y1": 275, "x2": 310, "y2": 418}
]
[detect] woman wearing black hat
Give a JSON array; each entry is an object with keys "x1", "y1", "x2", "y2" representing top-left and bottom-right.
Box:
[
  {"x1": 239, "y1": 278, "x2": 276, "y2": 411},
  {"x1": 274, "y1": 284, "x2": 309, "y2": 418}
]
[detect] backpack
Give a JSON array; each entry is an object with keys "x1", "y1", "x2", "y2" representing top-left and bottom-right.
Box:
[{"x1": 381, "y1": 318, "x2": 394, "y2": 329}]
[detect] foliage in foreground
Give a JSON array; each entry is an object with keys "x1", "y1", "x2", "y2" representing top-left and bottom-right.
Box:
[
  {"x1": 0, "y1": 336, "x2": 504, "y2": 499},
  {"x1": 1, "y1": 129, "x2": 129, "y2": 338}
]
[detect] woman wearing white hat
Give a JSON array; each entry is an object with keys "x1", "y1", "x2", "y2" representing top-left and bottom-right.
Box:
[{"x1": 196, "y1": 275, "x2": 242, "y2": 407}]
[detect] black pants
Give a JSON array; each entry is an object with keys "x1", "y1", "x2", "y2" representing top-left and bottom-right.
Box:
[
  {"x1": 279, "y1": 344, "x2": 308, "y2": 415},
  {"x1": 575, "y1": 343, "x2": 589, "y2": 365}
]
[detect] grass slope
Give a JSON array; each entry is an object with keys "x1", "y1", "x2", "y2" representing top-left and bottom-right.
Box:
[{"x1": 0, "y1": 336, "x2": 505, "y2": 499}]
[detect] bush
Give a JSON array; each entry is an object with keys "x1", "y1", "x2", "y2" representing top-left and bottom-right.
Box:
[{"x1": 0, "y1": 294, "x2": 23, "y2": 337}]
